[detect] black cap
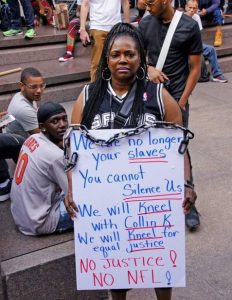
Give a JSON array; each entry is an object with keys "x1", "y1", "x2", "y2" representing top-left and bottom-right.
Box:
[{"x1": 37, "y1": 102, "x2": 66, "y2": 123}]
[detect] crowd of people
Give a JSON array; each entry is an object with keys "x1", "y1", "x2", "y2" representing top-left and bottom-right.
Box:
[{"x1": 0, "y1": 0, "x2": 230, "y2": 299}]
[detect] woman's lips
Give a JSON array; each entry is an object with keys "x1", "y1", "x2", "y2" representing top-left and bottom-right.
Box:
[{"x1": 117, "y1": 67, "x2": 130, "y2": 73}]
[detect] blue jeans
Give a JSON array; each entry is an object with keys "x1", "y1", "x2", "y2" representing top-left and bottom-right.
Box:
[
  {"x1": 56, "y1": 198, "x2": 74, "y2": 233},
  {"x1": 8, "y1": 0, "x2": 34, "y2": 29},
  {"x1": 201, "y1": 8, "x2": 224, "y2": 26},
  {"x1": 203, "y1": 43, "x2": 222, "y2": 77}
]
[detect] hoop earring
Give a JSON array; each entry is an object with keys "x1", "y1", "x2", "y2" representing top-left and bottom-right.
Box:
[
  {"x1": 102, "y1": 67, "x2": 112, "y2": 81},
  {"x1": 136, "y1": 66, "x2": 145, "y2": 80}
]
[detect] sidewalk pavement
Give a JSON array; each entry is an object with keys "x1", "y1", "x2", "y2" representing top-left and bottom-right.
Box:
[{"x1": 61, "y1": 72, "x2": 232, "y2": 300}]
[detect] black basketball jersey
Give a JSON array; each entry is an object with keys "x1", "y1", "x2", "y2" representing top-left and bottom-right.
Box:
[{"x1": 83, "y1": 81, "x2": 165, "y2": 130}]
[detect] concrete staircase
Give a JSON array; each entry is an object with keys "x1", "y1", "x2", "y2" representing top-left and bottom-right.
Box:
[
  {"x1": 1, "y1": 17, "x2": 232, "y2": 111},
  {"x1": 0, "y1": 25, "x2": 91, "y2": 111}
]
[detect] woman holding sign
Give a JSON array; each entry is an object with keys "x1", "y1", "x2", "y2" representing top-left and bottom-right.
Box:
[{"x1": 67, "y1": 22, "x2": 195, "y2": 300}]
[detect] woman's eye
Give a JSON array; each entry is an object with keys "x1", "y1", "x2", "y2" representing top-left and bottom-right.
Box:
[{"x1": 110, "y1": 53, "x2": 119, "y2": 58}]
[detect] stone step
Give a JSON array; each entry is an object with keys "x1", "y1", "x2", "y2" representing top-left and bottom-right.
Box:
[
  {"x1": 2, "y1": 31, "x2": 232, "y2": 67},
  {"x1": 0, "y1": 26, "x2": 67, "y2": 49},
  {"x1": 201, "y1": 23, "x2": 232, "y2": 44},
  {"x1": 0, "y1": 55, "x2": 90, "y2": 111},
  {"x1": 0, "y1": 201, "x2": 108, "y2": 300},
  {"x1": 0, "y1": 52, "x2": 90, "y2": 93},
  {"x1": 216, "y1": 55, "x2": 232, "y2": 73},
  {"x1": 0, "y1": 41, "x2": 87, "y2": 66}
]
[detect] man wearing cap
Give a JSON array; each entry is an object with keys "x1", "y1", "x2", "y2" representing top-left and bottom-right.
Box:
[{"x1": 10, "y1": 102, "x2": 73, "y2": 236}]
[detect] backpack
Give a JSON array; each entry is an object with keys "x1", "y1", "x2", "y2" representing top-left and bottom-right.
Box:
[
  {"x1": 0, "y1": 1, "x2": 11, "y2": 31},
  {"x1": 198, "y1": 56, "x2": 210, "y2": 82}
]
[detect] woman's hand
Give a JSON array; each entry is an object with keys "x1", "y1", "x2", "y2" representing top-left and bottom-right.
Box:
[
  {"x1": 182, "y1": 184, "x2": 197, "y2": 214},
  {"x1": 64, "y1": 191, "x2": 78, "y2": 219}
]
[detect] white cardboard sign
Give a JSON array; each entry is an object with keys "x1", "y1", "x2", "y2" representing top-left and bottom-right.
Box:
[{"x1": 71, "y1": 127, "x2": 186, "y2": 290}]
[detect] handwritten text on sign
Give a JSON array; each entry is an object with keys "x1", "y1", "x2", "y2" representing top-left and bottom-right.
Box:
[{"x1": 71, "y1": 128, "x2": 186, "y2": 290}]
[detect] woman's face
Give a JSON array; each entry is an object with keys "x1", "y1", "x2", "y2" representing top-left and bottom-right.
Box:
[{"x1": 108, "y1": 36, "x2": 141, "y2": 82}]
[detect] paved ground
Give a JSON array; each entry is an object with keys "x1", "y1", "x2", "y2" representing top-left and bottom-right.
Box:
[{"x1": 62, "y1": 72, "x2": 232, "y2": 300}]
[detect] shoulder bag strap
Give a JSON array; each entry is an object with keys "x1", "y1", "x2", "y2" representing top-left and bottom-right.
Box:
[{"x1": 156, "y1": 10, "x2": 183, "y2": 71}]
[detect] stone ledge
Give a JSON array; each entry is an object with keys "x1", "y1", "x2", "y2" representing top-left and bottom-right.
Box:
[{"x1": 1, "y1": 241, "x2": 108, "y2": 300}]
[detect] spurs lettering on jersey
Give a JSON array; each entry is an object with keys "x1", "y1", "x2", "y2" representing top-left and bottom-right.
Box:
[{"x1": 91, "y1": 112, "x2": 157, "y2": 129}]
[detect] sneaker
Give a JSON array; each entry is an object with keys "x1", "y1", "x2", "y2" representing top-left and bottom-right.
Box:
[
  {"x1": 59, "y1": 52, "x2": 74, "y2": 62},
  {"x1": 3, "y1": 29, "x2": 23, "y2": 37},
  {"x1": 212, "y1": 75, "x2": 228, "y2": 83},
  {"x1": 185, "y1": 205, "x2": 200, "y2": 232},
  {"x1": 214, "y1": 31, "x2": 222, "y2": 47},
  {"x1": 0, "y1": 179, "x2": 11, "y2": 202},
  {"x1": 24, "y1": 28, "x2": 36, "y2": 39}
]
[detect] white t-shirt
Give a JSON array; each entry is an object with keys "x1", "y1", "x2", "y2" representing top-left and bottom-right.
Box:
[
  {"x1": 89, "y1": 0, "x2": 122, "y2": 31},
  {"x1": 11, "y1": 133, "x2": 68, "y2": 236},
  {"x1": 6, "y1": 92, "x2": 38, "y2": 138},
  {"x1": 192, "y1": 13, "x2": 203, "y2": 31}
]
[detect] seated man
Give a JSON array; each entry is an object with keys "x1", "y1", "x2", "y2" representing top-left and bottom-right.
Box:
[
  {"x1": 0, "y1": 67, "x2": 45, "y2": 201},
  {"x1": 198, "y1": 0, "x2": 224, "y2": 47},
  {"x1": 185, "y1": 0, "x2": 228, "y2": 83},
  {"x1": 11, "y1": 102, "x2": 73, "y2": 236},
  {"x1": 6, "y1": 67, "x2": 45, "y2": 138}
]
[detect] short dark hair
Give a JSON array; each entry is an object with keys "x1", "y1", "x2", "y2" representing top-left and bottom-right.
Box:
[{"x1": 21, "y1": 67, "x2": 43, "y2": 82}]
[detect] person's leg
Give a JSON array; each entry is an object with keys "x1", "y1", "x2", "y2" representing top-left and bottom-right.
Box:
[
  {"x1": 90, "y1": 29, "x2": 108, "y2": 82},
  {"x1": 203, "y1": 44, "x2": 223, "y2": 77},
  {"x1": 56, "y1": 197, "x2": 74, "y2": 232},
  {"x1": 4, "y1": 0, "x2": 22, "y2": 35},
  {"x1": 20, "y1": 0, "x2": 35, "y2": 39},
  {"x1": 110, "y1": 290, "x2": 127, "y2": 300},
  {"x1": 155, "y1": 288, "x2": 172, "y2": 300},
  {"x1": 19, "y1": 0, "x2": 34, "y2": 29},
  {"x1": 184, "y1": 148, "x2": 199, "y2": 231},
  {"x1": 0, "y1": 160, "x2": 10, "y2": 183},
  {"x1": 66, "y1": 18, "x2": 80, "y2": 53},
  {"x1": 59, "y1": 18, "x2": 80, "y2": 62},
  {"x1": 0, "y1": 159, "x2": 11, "y2": 202},
  {"x1": 0, "y1": 133, "x2": 25, "y2": 163},
  {"x1": 213, "y1": 9, "x2": 224, "y2": 47},
  {"x1": 176, "y1": 105, "x2": 200, "y2": 231}
]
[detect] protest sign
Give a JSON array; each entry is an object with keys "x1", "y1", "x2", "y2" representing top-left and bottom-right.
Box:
[{"x1": 70, "y1": 127, "x2": 185, "y2": 290}]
